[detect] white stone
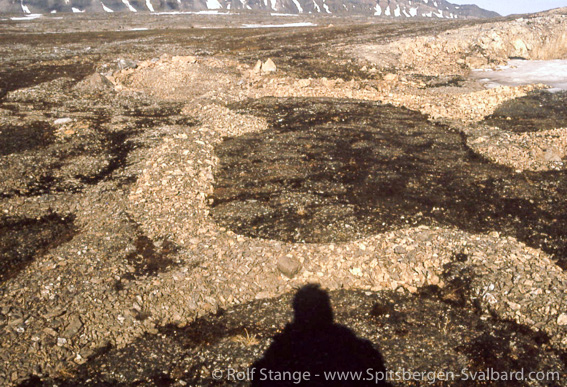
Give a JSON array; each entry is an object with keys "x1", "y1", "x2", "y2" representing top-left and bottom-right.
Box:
[
  {"x1": 262, "y1": 58, "x2": 277, "y2": 72},
  {"x1": 557, "y1": 313, "x2": 567, "y2": 325},
  {"x1": 54, "y1": 117, "x2": 73, "y2": 125}
]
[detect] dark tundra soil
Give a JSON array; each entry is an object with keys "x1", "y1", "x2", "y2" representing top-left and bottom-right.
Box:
[
  {"x1": 483, "y1": 90, "x2": 567, "y2": 133},
  {"x1": 212, "y1": 97, "x2": 567, "y2": 267},
  {"x1": 0, "y1": 214, "x2": 76, "y2": 282}
]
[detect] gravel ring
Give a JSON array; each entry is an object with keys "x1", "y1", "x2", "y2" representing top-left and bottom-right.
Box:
[{"x1": 126, "y1": 102, "x2": 567, "y2": 355}]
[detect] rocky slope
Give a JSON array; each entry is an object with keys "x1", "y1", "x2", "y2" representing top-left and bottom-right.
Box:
[{"x1": 0, "y1": 0, "x2": 498, "y2": 18}]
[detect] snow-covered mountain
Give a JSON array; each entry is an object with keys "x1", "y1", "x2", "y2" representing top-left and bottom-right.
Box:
[{"x1": 0, "y1": 0, "x2": 499, "y2": 18}]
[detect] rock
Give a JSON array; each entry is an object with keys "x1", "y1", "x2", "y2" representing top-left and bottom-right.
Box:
[
  {"x1": 277, "y1": 254, "x2": 302, "y2": 278},
  {"x1": 394, "y1": 245, "x2": 407, "y2": 255},
  {"x1": 43, "y1": 328, "x2": 57, "y2": 337},
  {"x1": 74, "y1": 353, "x2": 87, "y2": 365},
  {"x1": 74, "y1": 72, "x2": 114, "y2": 92},
  {"x1": 384, "y1": 73, "x2": 398, "y2": 82},
  {"x1": 544, "y1": 147, "x2": 563, "y2": 163},
  {"x1": 557, "y1": 313, "x2": 567, "y2": 326},
  {"x1": 255, "y1": 291, "x2": 271, "y2": 299},
  {"x1": 54, "y1": 117, "x2": 73, "y2": 126},
  {"x1": 117, "y1": 58, "x2": 138, "y2": 70},
  {"x1": 252, "y1": 60, "x2": 262, "y2": 73},
  {"x1": 349, "y1": 267, "x2": 363, "y2": 277},
  {"x1": 61, "y1": 315, "x2": 83, "y2": 339},
  {"x1": 171, "y1": 56, "x2": 197, "y2": 65},
  {"x1": 262, "y1": 58, "x2": 277, "y2": 73},
  {"x1": 511, "y1": 39, "x2": 530, "y2": 58},
  {"x1": 466, "y1": 55, "x2": 488, "y2": 69}
]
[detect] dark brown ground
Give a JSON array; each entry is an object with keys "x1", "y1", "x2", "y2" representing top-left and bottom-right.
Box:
[{"x1": 212, "y1": 96, "x2": 567, "y2": 268}]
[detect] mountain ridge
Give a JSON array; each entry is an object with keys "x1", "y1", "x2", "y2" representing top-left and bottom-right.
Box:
[{"x1": 0, "y1": 0, "x2": 500, "y2": 18}]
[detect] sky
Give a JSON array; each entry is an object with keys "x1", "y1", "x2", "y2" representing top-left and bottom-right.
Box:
[{"x1": 449, "y1": 0, "x2": 567, "y2": 16}]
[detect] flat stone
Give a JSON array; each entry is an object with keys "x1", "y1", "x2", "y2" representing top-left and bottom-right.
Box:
[{"x1": 61, "y1": 315, "x2": 83, "y2": 339}]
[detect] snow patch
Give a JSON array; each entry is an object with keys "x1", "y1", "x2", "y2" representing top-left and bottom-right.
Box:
[
  {"x1": 472, "y1": 59, "x2": 567, "y2": 92},
  {"x1": 394, "y1": 5, "x2": 400, "y2": 17},
  {"x1": 434, "y1": 10, "x2": 443, "y2": 18},
  {"x1": 423, "y1": 11, "x2": 432, "y2": 17},
  {"x1": 384, "y1": 5, "x2": 390, "y2": 15},
  {"x1": 270, "y1": 0, "x2": 276, "y2": 11},
  {"x1": 121, "y1": 0, "x2": 137, "y2": 12},
  {"x1": 11, "y1": 14, "x2": 42, "y2": 20},
  {"x1": 323, "y1": 2, "x2": 330, "y2": 13},
  {"x1": 101, "y1": 1, "x2": 114, "y2": 12},
  {"x1": 72, "y1": 7, "x2": 85, "y2": 12},
  {"x1": 146, "y1": 0, "x2": 155, "y2": 12},
  {"x1": 153, "y1": 10, "x2": 229, "y2": 14},
  {"x1": 374, "y1": 4, "x2": 381, "y2": 15},
  {"x1": 206, "y1": 0, "x2": 222, "y2": 9},
  {"x1": 21, "y1": 0, "x2": 30, "y2": 14},
  {"x1": 51, "y1": 10, "x2": 57, "y2": 13},
  {"x1": 409, "y1": 7, "x2": 417, "y2": 16},
  {"x1": 271, "y1": 12, "x2": 298, "y2": 16},
  {"x1": 402, "y1": 8, "x2": 410, "y2": 17},
  {"x1": 242, "y1": 22, "x2": 316, "y2": 28}
]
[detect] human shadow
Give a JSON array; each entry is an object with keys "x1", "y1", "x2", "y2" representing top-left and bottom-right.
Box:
[{"x1": 252, "y1": 284, "x2": 391, "y2": 386}]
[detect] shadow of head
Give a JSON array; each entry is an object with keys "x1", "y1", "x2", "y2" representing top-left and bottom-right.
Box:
[
  {"x1": 292, "y1": 283, "x2": 334, "y2": 328},
  {"x1": 252, "y1": 284, "x2": 390, "y2": 386}
]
